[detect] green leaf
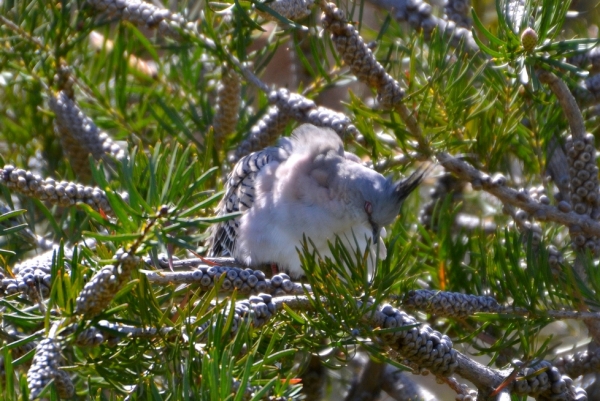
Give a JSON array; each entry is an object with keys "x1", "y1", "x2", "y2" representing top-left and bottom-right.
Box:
[
  {"x1": 0, "y1": 209, "x2": 26, "y2": 222},
  {"x1": 471, "y1": 9, "x2": 507, "y2": 47},
  {"x1": 472, "y1": 32, "x2": 506, "y2": 58}
]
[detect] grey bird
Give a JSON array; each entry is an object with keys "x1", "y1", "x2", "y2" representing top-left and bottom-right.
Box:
[{"x1": 209, "y1": 124, "x2": 428, "y2": 278}]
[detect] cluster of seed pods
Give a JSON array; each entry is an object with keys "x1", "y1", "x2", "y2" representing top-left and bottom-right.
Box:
[
  {"x1": 49, "y1": 91, "x2": 125, "y2": 179},
  {"x1": 143, "y1": 263, "x2": 306, "y2": 296},
  {"x1": 186, "y1": 293, "x2": 277, "y2": 338},
  {"x1": 0, "y1": 247, "x2": 71, "y2": 301},
  {"x1": 75, "y1": 251, "x2": 140, "y2": 318},
  {"x1": 213, "y1": 67, "x2": 242, "y2": 145},
  {"x1": 0, "y1": 165, "x2": 115, "y2": 212},
  {"x1": 256, "y1": 0, "x2": 314, "y2": 21},
  {"x1": 443, "y1": 0, "x2": 472, "y2": 29},
  {"x1": 232, "y1": 107, "x2": 293, "y2": 162},
  {"x1": 510, "y1": 359, "x2": 587, "y2": 400},
  {"x1": 321, "y1": 3, "x2": 405, "y2": 109},
  {"x1": 363, "y1": 301, "x2": 458, "y2": 375},
  {"x1": 27, "y1": 338, "x2": 74, "y2": 399},
  {"x1": 87, "y1": 0, "x2": 195, "y2": 39},
  {"x1": 565, "y1": 133, "x2": 600, "y2": 254},
  {"x1": 554, "y1": 348, "x2": 600, "y2": 379},
  {"x1": 233, "y1": 88, "x2": 357, "y2": 162},
  {"x1": 268, "y1": 88, "x2": 357, "y2": 137},
  {"x1": 403, "y1": 289, "x2": 502, "y2": 318}
]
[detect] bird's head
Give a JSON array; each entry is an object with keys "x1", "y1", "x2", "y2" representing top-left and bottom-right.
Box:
[{"x1": 350, "y1": 165, "x2": 430, "y2": 245}]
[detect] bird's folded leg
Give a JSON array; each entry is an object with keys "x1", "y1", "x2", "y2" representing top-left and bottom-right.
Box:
[{"x1": 271, "y1": 263, "x2": 279, "y2": 276}]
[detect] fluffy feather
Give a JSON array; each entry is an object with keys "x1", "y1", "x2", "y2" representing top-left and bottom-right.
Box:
[{"x1": 209, "y1": 124, "x2": 427, "y2": 278}]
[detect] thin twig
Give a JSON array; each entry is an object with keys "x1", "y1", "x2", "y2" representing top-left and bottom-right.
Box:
[
  {"x1": 437, "y1": 152, "x2": 600, "y2": 237},
  {"x1": 538, "y1": 71, "x2": 586, "y2": 140}
]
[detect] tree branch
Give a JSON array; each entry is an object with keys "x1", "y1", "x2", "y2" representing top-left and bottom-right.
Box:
[{"x1": 436, "y1": 152, "x2": 600, "y2": 237}]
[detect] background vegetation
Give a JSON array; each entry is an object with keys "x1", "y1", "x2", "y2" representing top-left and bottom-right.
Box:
[{"x1": 1, "y1": 0, "x2": 600, "y2": 399}]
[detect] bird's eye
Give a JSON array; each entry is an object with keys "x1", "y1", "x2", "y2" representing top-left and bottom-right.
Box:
[{"x1": 364, "y1": 201, "x2": 373, "y2": 215}]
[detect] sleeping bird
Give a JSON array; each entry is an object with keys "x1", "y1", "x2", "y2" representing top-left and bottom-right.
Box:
[{"x1": 209, "y1": 124, "x2": 428, "y2": 278}]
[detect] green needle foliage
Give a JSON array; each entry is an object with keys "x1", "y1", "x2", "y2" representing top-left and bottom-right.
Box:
[{"x1": 2, "y1": 0, "x2": 600, "y2": 399}]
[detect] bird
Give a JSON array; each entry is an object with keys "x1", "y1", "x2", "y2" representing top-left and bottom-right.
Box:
[{"x1": 208, "y1": 124, "x2": 428, "y2": 278}]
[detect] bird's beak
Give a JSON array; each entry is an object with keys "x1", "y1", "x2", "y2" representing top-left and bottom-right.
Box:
[{"x1": 372, "y1": 224, "x2": 380, "y2": 248}]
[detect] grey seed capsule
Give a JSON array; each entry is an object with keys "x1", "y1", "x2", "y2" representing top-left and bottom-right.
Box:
[
  {"x1": 579, "y1": 152, "x2": 592, "y2": 162},
  {"x1": 221, "y1": 279, "x2": 232, "y2": 290},
  {"x1": 578, "y1": 170, "x2": 591, "y2": 180},
  {"x1": 516, "y1": 189, "x2": 529, "y2": 201},
  {"x1": 558, "y1": 201, "x2": 572, "y2": 212},
  {"x1": 247, "y1": 275, "x2": 258, "y2": 287},
  {"x1": 255, "y1": 281, "x2": 267, "y2": 293},
  {"x1": 585, "y1": 133, "x2": 595, "y2": 144},
  {"x1": 65, "y1": 185, "x2": 77, "y2": 197},
  {"x1": 491, "y1": 173, "x2": 506, "y2": 186},
  {"x1": 539, "y1": 195, "x2": 550, "y2": 205},
  {"x1": 271, "y1": 275, "x2": 283, "y2": 287},
  {"x1": 574, "y1": 203, "x2": 587, "y2": 214},
  {"x1": 577, "y1": 187, "x2": 589, "y2": 197},
  {"x1": 6, "y1": 284, "x2": 18, "y2": 294},
  {"x1": 382, "y1": 304, "x2": 395, "y2": 316},
  {"x1": 200, "y1": 275, "x2": 212, "y2": 287},
  {"x1": 515, "y1": 210, "x2": 528, "y2": 221},
  {"x1": 551, "y1": 380, "x2": 566, "y2": 394},
  {"x1": 566, "y1": 147, "x2": 576, "y2": 159},
  {"x1": 17, "y1": 176, "x2": 27, "y2": 189},
  {"x1": 574, "y1": 235, "x2": 586, "y2": 246},
  {"x1": 385, "y1": 316, "x2": 398, "y2": 328},
  {"x1": 584, "y1": 181, "x2": 596, "y2": 191},
  {"x1": 282, "y1": 279, "x2": 294, "y2": 292},
  {"x1": 44, "y1": 185, "x2": 56, "y2": 196}
]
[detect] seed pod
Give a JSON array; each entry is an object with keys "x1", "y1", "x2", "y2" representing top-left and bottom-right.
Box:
[
  {"x1": 256, "y1": 0, "x2": 314, "y2": 21},
  {"x1": 27, "y1": 338, "x2": 62, "y2": 399},
  {"x1": 213, "y1": 67, "x2": 242, "y2": 146}
]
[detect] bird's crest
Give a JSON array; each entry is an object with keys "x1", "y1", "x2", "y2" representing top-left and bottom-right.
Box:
[{"x1": 393, "y1": 164, "x2": 433, "y2": 204}]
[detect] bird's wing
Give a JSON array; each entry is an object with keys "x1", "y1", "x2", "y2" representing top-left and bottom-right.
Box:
[{"x1": 208, "y1": 147, "x2": 285, "y2": 256}]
